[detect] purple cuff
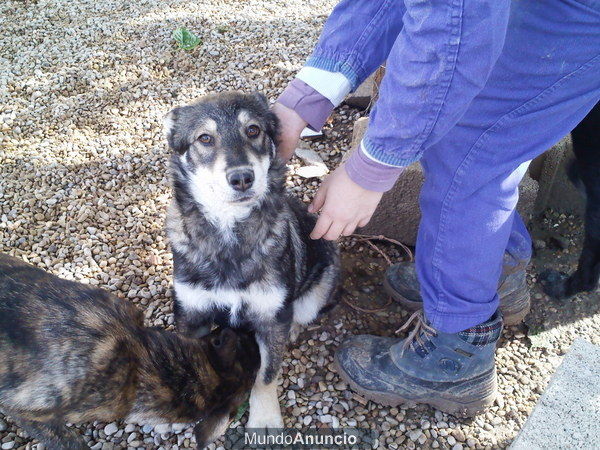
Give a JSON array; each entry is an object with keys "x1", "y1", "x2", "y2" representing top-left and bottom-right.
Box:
[
  {"x1": 345, "y1": 145, "x2": 405, "y2": 192},
  {"x1": 277, "y1": 79, "x2": 335, "y2": 131}
]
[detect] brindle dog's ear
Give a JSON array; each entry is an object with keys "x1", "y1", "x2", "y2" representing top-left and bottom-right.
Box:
[
  {"x1": 163, "y1": 107, "x2": 189, "y2": 154},
  {"x1": 210, "y1": 328, "x2": 238, "y2": 367}
]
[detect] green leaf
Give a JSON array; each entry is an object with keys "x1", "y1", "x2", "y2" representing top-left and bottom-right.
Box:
[
  {"x1": 234, "y1": 399, "x2": 249, "y2": 422},
  {"x1": 173, "y1": 27, "x2": 202, "y2": 51}
]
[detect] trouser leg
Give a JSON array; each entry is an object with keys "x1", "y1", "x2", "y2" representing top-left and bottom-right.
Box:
[{"x1": 415, "y1": 0, "x2": 600, "y2": 333}]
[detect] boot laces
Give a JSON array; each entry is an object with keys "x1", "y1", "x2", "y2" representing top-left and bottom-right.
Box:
[{"x1": 395, "y1": 311, "x2": 437, "y2": 356}]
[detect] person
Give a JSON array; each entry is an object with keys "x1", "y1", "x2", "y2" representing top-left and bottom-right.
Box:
[{"x1": 272, "y1": 0, "x2": 600, "y2": 415}]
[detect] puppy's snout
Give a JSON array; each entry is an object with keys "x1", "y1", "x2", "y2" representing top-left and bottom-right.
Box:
[{"x1": 227, "y1": 168, "x2": 254, "y2": 192}]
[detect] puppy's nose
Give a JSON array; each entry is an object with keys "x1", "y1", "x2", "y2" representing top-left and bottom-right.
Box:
[{"x1": 226, "y1": 168, "x2": 255, "y2": 192}]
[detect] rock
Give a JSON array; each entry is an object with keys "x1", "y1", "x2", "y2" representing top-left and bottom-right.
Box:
[
  {"x1": 452, "y1": 429, "x2": 466, "y2": 442},
  {"x1": 319, "y1": 414, "x2": 332, "y2": 424},
  {"x1": 103, "y1": 423, "x2": 119, "y2": 436},
  {"x1": 295, "y1": 165, "x2": 328, "y2": 179},
  {"x1": 1, "y1": 442, "x2": 15, "y2": 450},
  {"x1": 344, "y1": 72, "x2": 377, "y2": 110},
  {"x1": 408, "y1": 430, "x2": 423, "y2": 442},
  {"x1": 334, "y1": 382, "x2": 347, "y2": 391},
  {"x1": 154, "y1": 424, "x2": 171, "y2": 435},
  {"x1": 295, "y1": 147, "x2": 324, "y2": 166}
]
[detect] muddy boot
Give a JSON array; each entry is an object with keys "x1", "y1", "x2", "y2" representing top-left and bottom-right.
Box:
[
  {"x1": 384, "y1": 253, "x2": 530, "y2": 326},
  {"x1": 334, "y1": 311, "x2": 502, "y2": 417}
]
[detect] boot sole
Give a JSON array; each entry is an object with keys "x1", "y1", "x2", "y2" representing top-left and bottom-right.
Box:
[
  {"x1": 334, "y1": 356, "x2": 497, "y2": 418},
  {"x1": 384, "y1": 278, "x2": 531, "y2": 326}
]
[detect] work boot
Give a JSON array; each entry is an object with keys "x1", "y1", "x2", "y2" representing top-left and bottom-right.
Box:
[
  {"x1": 334, "y1": 311, "x2": 502, "y2": 417},
  {"x1": 384, "y1": 250, "x2": 530, "y2": 326}
]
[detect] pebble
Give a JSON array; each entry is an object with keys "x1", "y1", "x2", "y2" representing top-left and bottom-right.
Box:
[
  {"x1": 408, "y1": 430, "x2": 423, "y2": 442},
  {"x1": 103, "y1": 423, "x2": 119, "y2": 436},
  {"x1": 295, "y1": 165, "x2": 329, "y2": 179},
  {"x1": 154, "y1": 424, "x2": 171, "y2": 435}
]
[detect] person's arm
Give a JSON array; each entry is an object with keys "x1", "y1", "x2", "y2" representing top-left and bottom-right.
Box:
[
  {"x1": 275, "y1": 0, "x2": 405, "y2": 161},
  {"x1": 279, "y1": 0, "x2": 512, "y2": 240}
]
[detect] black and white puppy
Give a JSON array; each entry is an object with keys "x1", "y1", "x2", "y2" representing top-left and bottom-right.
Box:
[{"x1": 164, "y1": 92, "x2": 340, "y2": 428}]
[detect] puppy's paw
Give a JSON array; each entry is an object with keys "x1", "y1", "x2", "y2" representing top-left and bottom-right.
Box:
[{"x1": 247, "y1": 406, "x2": 283, "y2": 429}]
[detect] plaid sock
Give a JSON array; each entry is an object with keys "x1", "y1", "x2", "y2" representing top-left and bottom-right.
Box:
[{"x1": 458, "y1": 311, "x2": 503, "y2": 346}]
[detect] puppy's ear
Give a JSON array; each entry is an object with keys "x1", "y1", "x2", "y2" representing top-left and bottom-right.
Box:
[
  {"x1": 250, "y1": 92, "x2": 280, "y2": 144},
  {"x1": 163, "y1": 107, "x2": 188, "y2": 154},
  {"x1": 265, "y1": 109, "x2": 280, "y2": 144},
  {"x1": 210, "y1": 328, "x2": 238, "y2": 367},
  {"x1": 251, "y1": 92, "x2": 270, "y2": 109}
]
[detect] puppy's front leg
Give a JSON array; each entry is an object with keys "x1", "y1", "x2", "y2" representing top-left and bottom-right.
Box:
[{"x1": 247, "y1": 325, "x2": 288, "y2": 429}]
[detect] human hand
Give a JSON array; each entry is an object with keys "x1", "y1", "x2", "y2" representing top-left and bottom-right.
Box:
[
  {"x1": 271, "y1": 102, "x2": 307, "y2": 161},
  {"x1": 309, "y1": 164, "x2": 383, "y2": 240}
]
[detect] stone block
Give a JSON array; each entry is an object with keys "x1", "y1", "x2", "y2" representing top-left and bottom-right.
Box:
[
  {"x1": 344, "y1": 73, "x2": 376, "y2": 110},
  {"x1": 510, "y1": 339, "x2": 600, "y2": 450},
  {"x1": 344, "y1": 66, "x2": 386, "y2": 110}
]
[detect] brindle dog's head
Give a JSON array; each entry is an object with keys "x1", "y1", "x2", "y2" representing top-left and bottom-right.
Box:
[
  {"x1": 164, "y1": 92, "x2": 280, "y2": 218},
  {"x1": 193, "y1": 327, "x2": 260, "y2": 448}
]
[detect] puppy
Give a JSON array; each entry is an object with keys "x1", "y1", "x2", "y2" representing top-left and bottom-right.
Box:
[
  {"x1": 542, "y1": 102, "x2": 600, "y2": 298},
  {"x1": 164, "y1": 92, "x2": 340, "y2": 428},
  {"x1": 0, "y1": 253, "x2": 260, "y2": 449}
]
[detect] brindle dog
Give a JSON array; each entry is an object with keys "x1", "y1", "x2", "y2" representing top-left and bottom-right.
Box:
[{"x1": 0, "y1": 253, "x2": 260, "y2": 449}]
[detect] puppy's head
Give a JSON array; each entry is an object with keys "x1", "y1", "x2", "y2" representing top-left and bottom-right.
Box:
[
  {"x1": 193, "y1": 327, "x2": 260, "y2": 447},
  {"x1": 165, "y1": 92, "x2": 279, "y2": 210}
]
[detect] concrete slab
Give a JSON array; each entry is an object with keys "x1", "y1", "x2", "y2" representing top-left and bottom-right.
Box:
[{"x1": 510, "y1": 338, "x2": 600, "y2": 450}]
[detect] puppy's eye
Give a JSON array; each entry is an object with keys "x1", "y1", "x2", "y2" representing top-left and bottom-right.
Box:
[
  {"x1": 198, "y1": 134, "x2": 213, "y2": 145},
  {"x1": 246, "y1": 125, "x2": 260, "y2": 138}
]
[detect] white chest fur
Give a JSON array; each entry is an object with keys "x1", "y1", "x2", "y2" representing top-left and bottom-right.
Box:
[{"x1": 174, "y1": 279, "x2": 287, "y2": 325}]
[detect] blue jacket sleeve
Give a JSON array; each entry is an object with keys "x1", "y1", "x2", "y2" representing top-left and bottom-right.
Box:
[
  {"x1": 363, "y1": 0, "x2": 511, "y2": 166},
  {"x1": 306, "y1": 0, "x2": 406, "y2": 90}
]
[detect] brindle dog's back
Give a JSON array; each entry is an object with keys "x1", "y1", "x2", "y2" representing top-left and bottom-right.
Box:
[{"x1": 0, "y1": 253, "x2": 142, "y2": 424}]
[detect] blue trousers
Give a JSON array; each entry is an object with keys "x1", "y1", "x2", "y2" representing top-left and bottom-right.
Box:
[{"x1": 418, "y1": 0, "x2": 600, "y2": 332}]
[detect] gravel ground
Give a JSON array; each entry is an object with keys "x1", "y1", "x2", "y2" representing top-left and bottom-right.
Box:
[{"x1": 1, "y1": 0, "x2": 599, "y2": 449}]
